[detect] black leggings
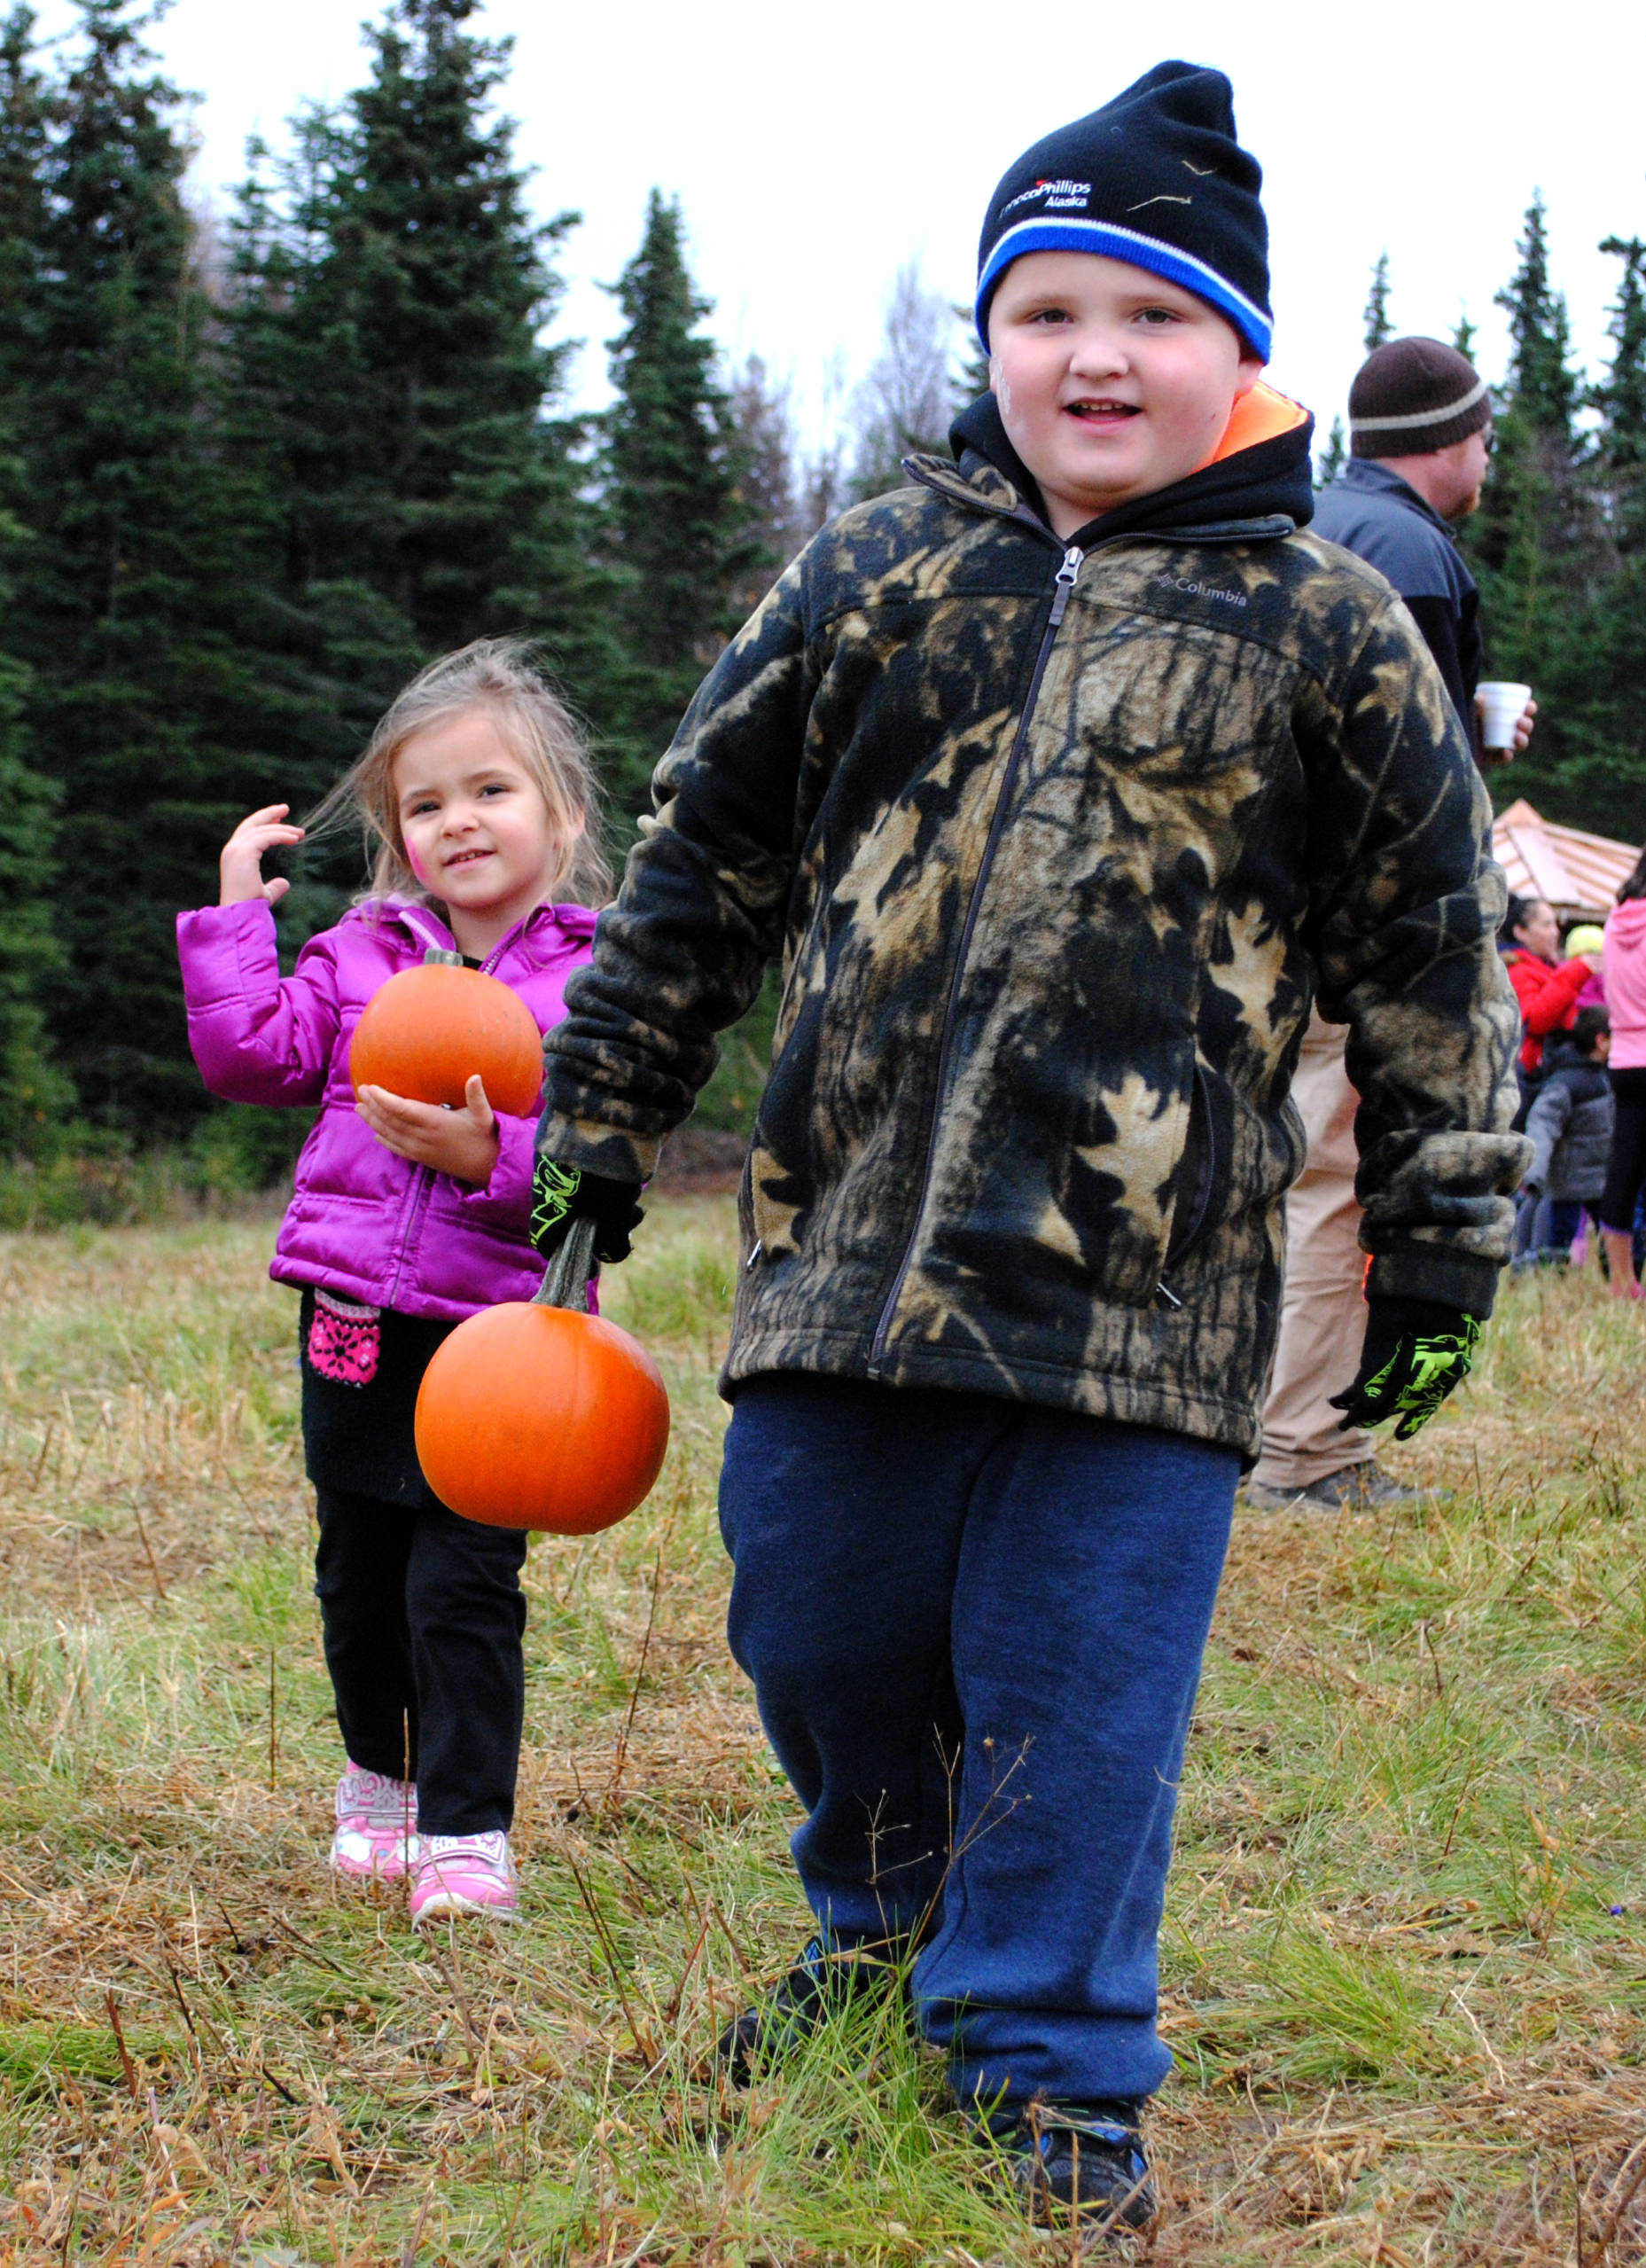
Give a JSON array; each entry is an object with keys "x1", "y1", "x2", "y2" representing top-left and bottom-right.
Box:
[
  {"x1": 1600, "y1": 1067, "x2": 1646, "y2": 1232},
  {"x1": 313, "y1": 1489, "x2": 527, "y2": 1835}
]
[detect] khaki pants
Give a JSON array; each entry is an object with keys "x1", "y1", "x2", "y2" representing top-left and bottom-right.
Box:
[{"x1": 1250, "y1": 1015, "x2": 1375, "y2": 1490}]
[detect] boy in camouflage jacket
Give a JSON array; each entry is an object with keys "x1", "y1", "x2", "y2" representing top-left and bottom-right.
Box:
[{"x1": 531, "y1": 62, "x2": 1526, "y2": 2225}]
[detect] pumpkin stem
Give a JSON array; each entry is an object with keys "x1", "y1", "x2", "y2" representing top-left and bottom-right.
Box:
[
  {"x1": 532, "y1": 1212, "x2": 597, "y2": 1313},
  {"x1": 421, "y1": 946, "x2": 465, "y2": 967}
]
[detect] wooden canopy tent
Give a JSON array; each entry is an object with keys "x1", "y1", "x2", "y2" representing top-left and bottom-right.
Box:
[{"x1": 1490, "y1": 799, "x2": 1640, "y2": 927}]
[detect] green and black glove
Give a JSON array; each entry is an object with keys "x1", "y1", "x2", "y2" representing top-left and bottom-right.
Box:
[
  {"x1": 1329, "y1": 1297, "x2": 1481, "y2": 1442},
  {"x1": 530, "y1": 1157, "x2": 645, "y2": 1267}
]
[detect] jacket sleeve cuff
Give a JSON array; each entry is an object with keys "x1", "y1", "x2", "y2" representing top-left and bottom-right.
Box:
[
  {"x1": 1367, "y1": 1245, "x2": 1501, "y2": 1320},
  {"x1": 533, "y1": 1112, "x2": 662, "y2": 1186},
  {"x1": 455, "y1": 1110, "x2": 537, "y2": 1226},
  {"x1": 1533, "y1": 957, "x2": 1590, "y2": 1029}
]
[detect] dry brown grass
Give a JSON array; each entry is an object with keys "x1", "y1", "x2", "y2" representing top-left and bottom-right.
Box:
[{"x1": 1, "y1": 1210, "x2": 1643, "y2": 2264}]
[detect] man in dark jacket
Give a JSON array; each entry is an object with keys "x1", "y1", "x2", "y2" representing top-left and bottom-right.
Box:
[
  {"x1": 1317, "y1": 337, "x2": 1496, "y2": 727},
  {"x1": 1247, "y1": 338, "x2": 1534, "y2": 1511}
]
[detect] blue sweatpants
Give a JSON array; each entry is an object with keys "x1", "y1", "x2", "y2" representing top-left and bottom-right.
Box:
[{"x1": 718, "y1": 1373, "x2": 1238, "y2": 2112}]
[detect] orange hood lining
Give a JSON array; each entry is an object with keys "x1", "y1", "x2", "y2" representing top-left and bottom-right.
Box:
[{"x1": 1208, "y1": 379, "x2": 1309, "y2": 465}]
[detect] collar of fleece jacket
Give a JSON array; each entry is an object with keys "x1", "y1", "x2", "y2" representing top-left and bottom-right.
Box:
[{"x1": 944, "y1": 379, "x2": 1316, "y2": 544}]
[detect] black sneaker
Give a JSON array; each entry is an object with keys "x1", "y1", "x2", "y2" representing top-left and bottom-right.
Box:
[
  {"x1": 1003, "y1": 2101, "x2": 1154, "y2": 2230},
  {"x1": 714, "y1": 1938, "x2": 901, "y2": 2085}
]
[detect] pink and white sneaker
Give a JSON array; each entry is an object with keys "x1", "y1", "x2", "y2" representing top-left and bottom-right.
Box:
[
  {"x1": 410, "y1": 1831, "x2": 519, "y2": 1926},
  {"x1": 330, "y1": 1763, "x2": 419, "y2": 1881}
]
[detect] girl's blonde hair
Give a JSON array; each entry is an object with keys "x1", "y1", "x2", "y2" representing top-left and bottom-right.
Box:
[{"x1": 311, "y1": 638, "x2": 613, "y2": 909}]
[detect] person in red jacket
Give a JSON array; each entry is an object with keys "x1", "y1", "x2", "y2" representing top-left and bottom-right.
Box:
[{"x1": 1502, "y1": 895, "x2": 1598, "y2": 1092}]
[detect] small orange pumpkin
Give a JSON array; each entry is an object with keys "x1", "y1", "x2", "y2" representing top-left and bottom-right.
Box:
[
  {"x1": 415, "y1": 1218, "x2": 670, "y2": 1535},
  {"x1": 350, "y1": 958, "x2": 543, "y2": 1116}
]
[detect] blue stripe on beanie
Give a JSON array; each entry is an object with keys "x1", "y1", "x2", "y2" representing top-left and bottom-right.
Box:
[
  {"x1": 976, "y1": 221, "x2": 1273, "y2": 363},
  {"x1": 975, "y1": 62, "x2": 1272, "y2": 364}
]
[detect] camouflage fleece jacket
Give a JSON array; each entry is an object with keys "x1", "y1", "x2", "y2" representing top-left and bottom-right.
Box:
[{"x1": 539, "y1": 396, "x2": 1527, "y2": 1457}]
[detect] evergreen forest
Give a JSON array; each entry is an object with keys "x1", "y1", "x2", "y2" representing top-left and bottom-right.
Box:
[{"x1": 0, "y1": 0, "x2": 1639, "y2": 1171}]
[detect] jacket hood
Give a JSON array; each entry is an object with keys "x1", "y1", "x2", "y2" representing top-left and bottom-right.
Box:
[
  {"x1": 944, "y1": 377, "x2": 1314, "y2": 544},
  {"x1": 1608, "y1": 897, "x2": 1646, "y2": 951}
]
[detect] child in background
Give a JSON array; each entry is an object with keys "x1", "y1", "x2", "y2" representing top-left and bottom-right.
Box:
[
  {"x1": 1516, "y1": 1006, "x2": 1612, "y2": 1271},
  {"x1": 176, "y1": 641, "x2": 607, "y2": 1924},
  {"x1": 527, "y1": 62, "x2": 1525, "y2": 2225}
]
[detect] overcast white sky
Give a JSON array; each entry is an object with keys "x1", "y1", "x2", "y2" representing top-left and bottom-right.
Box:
[{"x1": 30, "y1": 0, "x2": 1646, "y2": 458}]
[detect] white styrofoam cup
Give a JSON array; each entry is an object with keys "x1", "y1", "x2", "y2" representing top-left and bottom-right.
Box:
[{"x1": 1478, "y1": 681, "x2": 1533, "y2": 751}]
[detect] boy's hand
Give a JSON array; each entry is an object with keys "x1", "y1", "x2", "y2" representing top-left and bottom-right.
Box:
[
  {"x1": 531, "y1": 1156, "x2": 645, "y2": 1264},
  {"x1": 356, "y1": 1075, "x2": 500, "y2": 1186},
  {"x1": 221, "y1": 803, "x2": 304, "y2": 906},
  {"x1": 1330, "y1": 1297, "x2": 1480, "y2": 1442}
]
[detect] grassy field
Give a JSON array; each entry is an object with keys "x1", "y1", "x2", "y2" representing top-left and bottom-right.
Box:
[{"x1": 2, "y1": 1203, "x2": 1645, "y2": 2264}]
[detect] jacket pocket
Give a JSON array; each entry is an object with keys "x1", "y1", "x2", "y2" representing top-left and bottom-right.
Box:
[
  {"x1": 1164, "y1": 1064, "x2": 1219, "y2": 1271},
  {"x1": 737, "y1": 1146, "x2": 758, "y2": 1265},
  {"x1": 747, "y1": 1142, "x2": 806, "y2": 1263}
]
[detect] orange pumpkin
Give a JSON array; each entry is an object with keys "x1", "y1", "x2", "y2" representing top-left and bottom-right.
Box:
[
  {"x1": 414, "y1": 1219, "x2": 670, "y2": 1534},
  {"x1": 350, "y1": 960, "x2": 543, "y2": 1116}
]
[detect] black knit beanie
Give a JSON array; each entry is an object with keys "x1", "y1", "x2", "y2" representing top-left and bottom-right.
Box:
[
  {"x1": 974, "y1": 61, "x2": 1272, "y2": 362},
  {"x1": 1349, "y1": 338, "x2": 1491, "y2": 458}
]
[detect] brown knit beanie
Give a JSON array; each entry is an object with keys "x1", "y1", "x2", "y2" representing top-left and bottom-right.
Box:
[{"x1": 1348, "y1": 337, "x2": 1491, "y2": 458}]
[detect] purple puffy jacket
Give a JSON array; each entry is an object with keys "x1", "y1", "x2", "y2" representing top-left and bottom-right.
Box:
[{"x1": 176, "y1": 895, "x2": 597, "y2": 1319}]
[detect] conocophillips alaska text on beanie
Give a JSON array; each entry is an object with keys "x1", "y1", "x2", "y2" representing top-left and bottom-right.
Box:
[
  {"x1": 975, "y1": 61, "x2": 1272, "y2": 363},
  {"x1": 1348, "y1": 338, "x2": 1491, "y2": 458}
]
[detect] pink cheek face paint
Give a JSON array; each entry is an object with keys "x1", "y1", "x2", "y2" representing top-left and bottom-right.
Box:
[{"x1": 404, "y1": 840, "x2": 430, "y2": 885}]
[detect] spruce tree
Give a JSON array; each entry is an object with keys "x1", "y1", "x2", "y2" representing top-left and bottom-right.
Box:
[
  {"x1": 728, "y1": 353, "x2": 800, "y2": 616},
  {"x1": 1468, "y1": 195, "x2": 1608, "y2": 829},
  {"x1": 1362, "y1": 252, "x2": 1393, "y2": 352},
  {"x1": 1469, "y1": 196, "x2": 1588, "y2": 657},
  {"x1": 1595, "y1": 237, "x2": 1646, "y2": 541},
  {"x1": 0, "y1": 8, "x2": 66, "y2": 1144},
  {"x1": 0, "y1": 630, "x2": 69, "y2": 1148},
  {"x1": 9, "y1": 0, "x2": 277, "y2": 1129},
  {"x1": 0, "y1": 6, "x2": 48, "y2": 414},
  {"x1": 1316, "y1": 415, "x2": 1346, "y2": 489},
  {"x1": 600, "y1": 189, "x2": 753, "y2": 816},
  {"x1": 953, "y1": 301, "x2": 990, "y2": 409},
  {"x1": 219, "y1": 0, "x2": 622, "y2": 933},
  {"x1": 227, "y1": 3, "x2": 606, "y2": 681},
  {"x1": 1543, "y1": 236, "x2": 1646, "y2": 836},
  {"x1": 1495, "y1": 194, "x2": 1579, "y2": 432}
]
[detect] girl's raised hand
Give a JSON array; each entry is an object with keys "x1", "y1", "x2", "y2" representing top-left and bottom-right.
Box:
[
  {"x1": 355, "y1": 1074, "x2": 500, "y2": 1187},
  {"x1": 221, "y1": 804, "x2": 305, "y2": 906}
]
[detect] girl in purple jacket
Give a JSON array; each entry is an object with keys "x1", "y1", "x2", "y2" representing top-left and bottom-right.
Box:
[{"x1": 177, "y1": 641, "x2": 608, "y2": 1926}]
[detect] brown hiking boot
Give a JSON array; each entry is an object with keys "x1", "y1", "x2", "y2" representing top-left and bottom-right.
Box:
[{"x1": 1243, "y1": 1459, "x2": 1424, "y2": 1513}]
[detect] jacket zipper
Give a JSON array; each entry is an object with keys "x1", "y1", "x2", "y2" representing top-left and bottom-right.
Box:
[
  {"x1": 379, "y1": 912, "x2": 531, "y2": 1308},
  {"x1": 866, "y1": 542, "x2": 1083, "y2": 1378}
]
